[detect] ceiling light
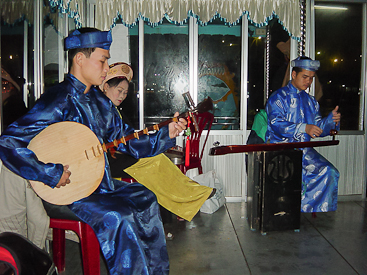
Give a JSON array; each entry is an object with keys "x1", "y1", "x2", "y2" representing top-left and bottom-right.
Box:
[{"x1": 314, "y1": 5, "x2": 348, "y2": 10}]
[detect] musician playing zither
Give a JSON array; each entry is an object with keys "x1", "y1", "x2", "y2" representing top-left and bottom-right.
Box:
[
  {"x1": 265, "y1": 56, "x2": 341, "y2": 213},
  {"x1": 0, "y1": 28, "x2": 187, "y2": 274},
  {"x1": 101, "y1": 62, "x2": 215, "y2": 223}
]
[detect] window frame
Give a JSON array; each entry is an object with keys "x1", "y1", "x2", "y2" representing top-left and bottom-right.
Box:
[{"x1": 310, "y1": 0, "x2": 367, "y2": 133}]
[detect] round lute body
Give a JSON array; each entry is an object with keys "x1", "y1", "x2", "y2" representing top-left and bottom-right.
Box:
[{"x1": 28, "y1": 121, "x2": 105, "y2": 205}]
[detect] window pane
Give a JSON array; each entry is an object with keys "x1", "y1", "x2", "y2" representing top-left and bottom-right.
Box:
[
  {"x1": 315, "y1": 2, "x2": 362, "y2": 130},
  {"x1": 126, "y1": 24, "x2": 139, "y2": 129},
  {"x1": 269, "y1": 20, "x2": 291, "y2": 94},
  {"x1": 1, "y1": 20, "x2": 32, "y2": 132},
  {"x1": 44, "y1": 17, "x2": 61, "y2": 92},
  {"x1": 198, "y1": 18, "x2": 241, "y2": 130},
  {"x1": 247, "y1": 23, "x2": 266, "y2": 129},
  {"x1": 143, "y1": 19, "x2": 189, "y2": 127}
]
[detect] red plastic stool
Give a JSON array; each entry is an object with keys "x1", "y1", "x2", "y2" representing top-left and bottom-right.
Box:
[{"x1": 50, "y1": 218, "x2": 100, "y2": 275}]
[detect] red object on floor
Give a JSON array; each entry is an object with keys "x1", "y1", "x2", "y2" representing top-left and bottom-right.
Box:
[
  {"x1": 312, "y1": 212, "x2": 317, "y2": 218},
  {"x1": 50, "y1": 218, "x2": 100, "y2": 275},
  {"x1": 0, "y1": 246, "x2": 19, "y2": 275}
]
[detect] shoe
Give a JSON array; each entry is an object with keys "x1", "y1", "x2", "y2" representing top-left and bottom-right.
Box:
[{"x1": 207, "y1": 188, "x2": 216, "y2": 200}]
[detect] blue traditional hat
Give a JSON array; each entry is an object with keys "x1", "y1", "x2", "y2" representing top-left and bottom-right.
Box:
[
  {"x1": 291, "y1": 56, "x2": 320, "y2": 71},
  {"x1": 64, "y1": 29, "x2": 112, "y2": 50}
]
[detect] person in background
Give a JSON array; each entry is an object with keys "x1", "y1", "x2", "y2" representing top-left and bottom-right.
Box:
[
  {"x1": 101, "y1": 62, "x2": 215, "y2": 224},
  {"x1": 0, "y1": 69, "x2": 46, "y2": 250},
  {"x1": 0, "y1": 27, "x2": 187, "y2": 274},
  {"x1": 1, "y1": 68, "x2": 28, "y2": 130},
  {"x1": 265, "y1": 56, "x2": 341, "y2": 213}
]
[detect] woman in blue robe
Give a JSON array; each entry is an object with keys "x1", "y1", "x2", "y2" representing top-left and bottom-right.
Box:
[
  {"x1": 0, "y1": 28, "x2": 186, "y2": 274},
  {"x1": 265, "y1": 57, "x2": 341, "y2": 213}
]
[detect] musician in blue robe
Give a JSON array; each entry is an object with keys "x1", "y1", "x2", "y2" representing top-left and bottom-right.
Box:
[
  {"x1": 265, "y1": 56, "x2": 341, "y2": 213},
  {"x1": 0, "y1": 28, "x2": 187, "y2": 274}
]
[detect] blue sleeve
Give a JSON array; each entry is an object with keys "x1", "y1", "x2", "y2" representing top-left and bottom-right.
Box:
[
  {"x1": 266, "y1": 93, "x2": 305, "y2": 140},
  {"x1": 317, "y1": 112, "x2": 340, "y2": 137},
  {"x1": 311, "y1": 98, "x2": 340, "y2": 137}
]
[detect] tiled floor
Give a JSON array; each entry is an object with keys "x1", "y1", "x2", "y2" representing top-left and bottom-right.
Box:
[{"x1": 63, "y1": 200, "x2": 367, "y2": 275}]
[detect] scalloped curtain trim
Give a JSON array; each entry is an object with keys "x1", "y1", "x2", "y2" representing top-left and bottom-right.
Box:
[
  {"x1": 0, "y1": 0, "x2": 83, "y2": 28},
  {"x1": 1, "y1": 0, "x2": 300, "y2": 39},
  {"x1": 1, "y1": 0, "x2": 34, "y2": 25},
  {"x1": 95, "y1": 0, "x2": 301, "y2": 39}
]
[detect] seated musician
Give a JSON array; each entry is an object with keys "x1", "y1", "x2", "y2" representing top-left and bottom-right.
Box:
[
  {"x1": 0, "y1": 27, "x2": 187, "y2": 274},
  {"x1": 1, "y1": 70, "x2": 47, "y2": 249},
  {"x1": 265, "y1": 56, "x2": 341, "y2": 213},
  {"x1": 247, "y1": 109, "x2": 267, "y2": 145},
  {"x1": 100, "y1": 62, "x2": 215, "y2": 223}
]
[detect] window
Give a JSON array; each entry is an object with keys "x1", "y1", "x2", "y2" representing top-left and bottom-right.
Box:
[
  {"x1": 315, "y1": 1, "x2": 363, "y2": 130},
  {"x1": 44, "y1": 17, "x2": 62, "y2": 92},
  {"x1": 1, "y1": 20, "x2": 32, "y2": 131},
  {"x1": 127, "y1": 17, "x2": 297, "y2": 132},
  {"x1": 247, "y1": 19, "x2": 292, "y2": 129},
  {"x1": 247, "y1": 23, "x2": 266, "y2": 129},
  {"x1": 125, "y1": 24, "x2": 140, "y2": 129},
  {"x1": 198, "y1": 18, "x2": 241, "y2": 130},
  {"x1": 143, "y1": 18, "x2": 189, "y2": 127}
]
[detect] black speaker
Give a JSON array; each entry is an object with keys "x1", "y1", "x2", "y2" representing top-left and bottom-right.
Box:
[{"x1": 247, "y1": 149, "x2": 302, "y2": 234}]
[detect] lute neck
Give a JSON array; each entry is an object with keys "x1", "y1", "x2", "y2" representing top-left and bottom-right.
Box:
[{"x1": 103, "y1": 111, "x2": 190, "y2": 152}]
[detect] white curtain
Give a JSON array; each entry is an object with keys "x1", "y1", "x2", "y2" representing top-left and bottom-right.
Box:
[
  {"x1": 0, "y1": 0, "x2": 34, "y2": 24},
  {"x1": 95, "y1": 0, "x2": 301, "y2": 38},
  {"x1": 0, "y1": 0, "x2": 82, "y2": 27},
  {"x1": 1, "y1": 0, "x2": 301, "y2": 38}
]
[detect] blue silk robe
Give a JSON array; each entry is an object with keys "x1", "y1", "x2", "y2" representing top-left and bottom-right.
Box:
[
  {"x1": 265, "y1": 81, "x2": 340, "y2": 213},
  {"x1": 0, "y1": 74, "x2": 174, "y2": 274}
]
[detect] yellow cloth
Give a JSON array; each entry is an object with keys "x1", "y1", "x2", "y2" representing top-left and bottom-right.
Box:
[{"x1": 123, "y1": 154, "x2": 213, "y2": 222}]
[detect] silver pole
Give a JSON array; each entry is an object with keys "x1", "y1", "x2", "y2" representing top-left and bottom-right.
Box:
[
  {"x1": 34, "y1": 0, "x2": 43, "y2": 100},
  {"x1": 299, "y1": 0, "x2": 306, "y2": 56},
  {"x1": 23, "y1": 20, "x2": 29, "y2": 107},
  {"x1": 0, "y1": 24, "x2": 2, "y2": 133},
  {"x1": 189, "y1": 17, "x2": 198, "y2": 105},
  {"x1": 265, "y1": 25, "x2": 270, "y2": 101},
  {"x1": 138, "y1": 19, "x2": 144, "y2": 130}
]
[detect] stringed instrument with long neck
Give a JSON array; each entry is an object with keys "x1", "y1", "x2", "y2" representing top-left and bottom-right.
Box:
[
  {"x1": 102, "y1": 97, "x2": 213, "y2": 152},
  {"x1": 28, "y1": 95, "x2": 213, "y2": 205},
  {"x1": 103, "y1": 96, "x2": 213, "y2": 153}
]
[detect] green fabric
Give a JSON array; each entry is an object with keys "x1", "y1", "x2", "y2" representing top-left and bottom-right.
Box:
[{"x1": 252, "y1": 109, "x2": 267, "y2": 141}]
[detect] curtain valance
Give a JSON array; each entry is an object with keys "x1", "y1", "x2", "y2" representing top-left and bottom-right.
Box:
[
  {"x1": 94, "y1": 0, "x2": 301, "y2": 39},
  {"x1": 1, "y1": 0, "x2": 301, "y2": 39},
  {"x1": 0, "y1": 0, "x2": 82, "y2": 27},
  {"x1": 1, "y1": 0, "x2": 34, "y2": 25}
]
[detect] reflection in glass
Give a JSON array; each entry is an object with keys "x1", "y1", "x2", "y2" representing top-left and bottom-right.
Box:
[
  {"x1": 198, "y1": 18, "x2": 241, "y2": 130},
  {"x1": 44, "y1": 17, "x2": 61, "y2": 92},
  {"x1": 268, "y1": 20, "x2": 291, "y2": 94},
  {"x1": 124, "y1": 24, "x2": 139, "y2": 129},
  {"x1": 315, "y1": 2, "x2": 362, "y2": 130},
  {"x1": 1, "y1": 20, "x2": 32, "y2": 132},
  {"x1": 247, "y1": 20, "x2": 292, "y2": 130},
  {"x1": 247, "y1": 23, "x2": 266, "y2": 130},
  {"x1": 143, "y1": 18, "x2": 189, "y2": 126}
]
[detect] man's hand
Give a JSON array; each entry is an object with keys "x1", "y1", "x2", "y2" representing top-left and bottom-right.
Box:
[
  {"x1": 332, "y1": 106, "x2": 341, "y2": 126},
  {"x1": 305, "y1": 124, "x2": 322, "y2": 139},
  {"x1": 169, "y1": 112, "x2": 187, "y2": 139},
  {"x1": 56, "y1": 165, "x2": 71, "y2": 188}
]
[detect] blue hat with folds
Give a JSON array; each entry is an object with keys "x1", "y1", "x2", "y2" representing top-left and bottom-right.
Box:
[
  {"x1": 291, "y1": 56, "x2": 320, "y2": 71},
  {"x1": 64, "y1": 29, "x2": 112, "y2": 50}
]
